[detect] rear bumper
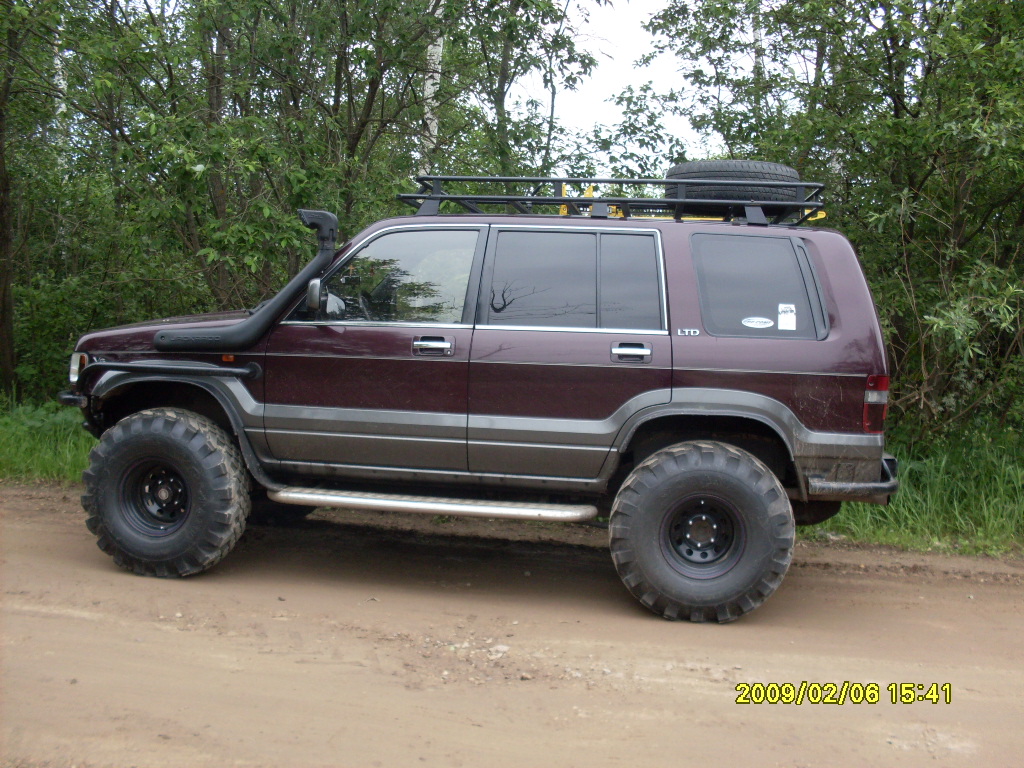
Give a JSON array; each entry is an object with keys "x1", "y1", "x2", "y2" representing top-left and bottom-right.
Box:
[{"x1": 806, "y1": 453, "x2": 899, "y2": 505}]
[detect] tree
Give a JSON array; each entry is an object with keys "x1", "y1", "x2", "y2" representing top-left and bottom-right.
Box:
[
  {"x1": 612, "y1": 0, "x2": 1024, "y2": 429},
  {"x1": 1, "y1": 0, "x2": 613, "y2": 401}
]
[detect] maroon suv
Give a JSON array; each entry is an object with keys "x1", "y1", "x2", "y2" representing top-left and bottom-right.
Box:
[{"x1": 59, "y1": 165, "x2": 898, "y2": 622}]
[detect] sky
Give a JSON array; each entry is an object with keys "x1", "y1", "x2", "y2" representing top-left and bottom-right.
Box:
[{"x1": 548, "y1": 0, "x2": 708, "y2": 169}]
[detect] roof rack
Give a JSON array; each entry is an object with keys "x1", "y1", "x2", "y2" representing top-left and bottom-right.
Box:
[{"x1": 397, "y1": 175, "x2": 826, "y2": 226}]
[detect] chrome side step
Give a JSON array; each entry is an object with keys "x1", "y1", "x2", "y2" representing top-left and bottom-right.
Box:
[{"x1": 267, "y1": 487, "x2": 598, "y2": 523}]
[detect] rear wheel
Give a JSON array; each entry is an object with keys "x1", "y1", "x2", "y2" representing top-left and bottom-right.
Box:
[
  {"x1": 82, "y1": 408, "x2": 250, "y2": 577},
  {"x1": 609, "y1": 440, "x2": 794, "y2": 622}
]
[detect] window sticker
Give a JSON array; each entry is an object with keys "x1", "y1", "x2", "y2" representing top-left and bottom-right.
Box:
[
  {"x1": 778, "y1": 303, "x2": 797, "y2": 331},
  {"x1": 741, "y1": 317, "x2": 774, "y2": 329}
]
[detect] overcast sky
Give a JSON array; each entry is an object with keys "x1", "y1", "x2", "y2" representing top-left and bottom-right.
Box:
[{"x1": 535, "y1": 0, "x2": 709, "y2": 171}]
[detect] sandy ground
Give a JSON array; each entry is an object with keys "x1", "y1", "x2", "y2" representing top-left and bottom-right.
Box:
[{"x1": 1, "y1": 481, "x2": 1022, "y2": 768}]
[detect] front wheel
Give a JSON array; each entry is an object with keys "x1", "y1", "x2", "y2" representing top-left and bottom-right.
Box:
[
  {"x1": 609, "y1": 441, "x2": 794, "y2": 622},
  {"x1": 82, "y1": 408, "x2": 250, "y2": 577}
]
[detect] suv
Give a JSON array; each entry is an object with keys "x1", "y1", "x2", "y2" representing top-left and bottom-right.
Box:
[{"x1": 59, "y1": 163, "x2": 898, "y2": 622}]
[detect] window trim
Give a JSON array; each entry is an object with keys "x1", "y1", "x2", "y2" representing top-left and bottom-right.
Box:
[
  {"x1": 791, "y1": 237, "x2": 830, "y2": 340},
  {"x1": 476, "y1": 225, "x2": 667, "y2": 333}
]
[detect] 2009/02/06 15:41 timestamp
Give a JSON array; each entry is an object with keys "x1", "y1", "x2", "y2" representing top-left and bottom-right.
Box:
[{"x1": 735, "y1": 682, "x2": 953, "y2": 705}]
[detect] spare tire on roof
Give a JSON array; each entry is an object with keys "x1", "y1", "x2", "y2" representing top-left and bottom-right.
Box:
[{"x1": 664, "y1": 160, "x2": 801, "y2": 216}]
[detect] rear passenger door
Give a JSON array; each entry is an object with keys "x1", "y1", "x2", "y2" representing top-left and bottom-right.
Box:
[{"x1": 468, "y1": 227, "x2": 671, "y2": 481}]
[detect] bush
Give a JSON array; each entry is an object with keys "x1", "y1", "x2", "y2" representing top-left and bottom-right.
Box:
[
  {"x1": 816, "y1": 425, "x2": 1024, "y2": 555},
  {"x1": 0, "y1": 397, "x2": 93, "y2": 483}
]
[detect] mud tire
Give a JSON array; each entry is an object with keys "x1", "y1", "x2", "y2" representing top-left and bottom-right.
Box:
[
  {"x1": 609, "y1": 440, "x2": 794, "y2": 622},
  {"x1": 82, "y1": 408, "x2": 250, "y2": 577}
]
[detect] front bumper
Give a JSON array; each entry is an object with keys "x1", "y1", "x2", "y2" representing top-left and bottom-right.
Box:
[
  {"x1": 806, "y1": 454, "x2": 899, "y2": 505},
  {"x1": 58, "y1": 390, "x2": 88, "y2": 408}
]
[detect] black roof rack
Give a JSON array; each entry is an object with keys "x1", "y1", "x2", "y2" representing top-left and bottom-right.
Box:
[{"x1": 397, "y1": 175, "x2": 826, "y2": 226}]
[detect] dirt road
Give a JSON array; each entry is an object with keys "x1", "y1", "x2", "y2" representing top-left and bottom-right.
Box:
[{"x1": 2, "y1": 482, "x2": 1022, "y2": 768}]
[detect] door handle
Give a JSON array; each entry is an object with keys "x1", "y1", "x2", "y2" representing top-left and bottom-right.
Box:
[
  {"x1": 611, "y1": 345, "x2": 651, "y2": 357},
  {"x1": 413, "y1": 340, "x2": 452, "y2": 351},
  {"x1": 413, "y1": 337, "x2": 454, "y2": 356}
]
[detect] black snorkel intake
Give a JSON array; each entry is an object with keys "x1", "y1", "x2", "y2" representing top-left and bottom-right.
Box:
[{"x1": 154, "y1": 209, "x2": 339, "y2": 352}]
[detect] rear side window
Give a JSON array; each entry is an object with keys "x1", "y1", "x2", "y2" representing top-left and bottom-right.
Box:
[
  {"x1": 692, "y1": 234, "x2": 825, "y2": 339},
  {"x1": 485, "y1": 230, "x2": 662, "y2": 330},
  {"x1": 600, "y1": 234, "x2": 663, "y2": 330}
]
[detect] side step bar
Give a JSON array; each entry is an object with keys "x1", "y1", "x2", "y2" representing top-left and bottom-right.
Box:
[{"x1": 267, "y1": 487, "x2": 599, "y2": 523}]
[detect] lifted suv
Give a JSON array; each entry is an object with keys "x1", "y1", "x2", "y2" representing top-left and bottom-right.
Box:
[{"x1": 60, "y1": 164, "x2": 898, "y2": 622}]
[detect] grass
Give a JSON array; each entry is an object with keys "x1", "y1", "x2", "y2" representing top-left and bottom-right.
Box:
[
  {"x1": 814, "y1": 426, "x2": 1024, "y2": 556},
  {"x1": 0, "y1": 398, "x2": 95, "y2": 483},
  {"x1": 0, "y1": 397, "x2": 1020, "y2": 555}
]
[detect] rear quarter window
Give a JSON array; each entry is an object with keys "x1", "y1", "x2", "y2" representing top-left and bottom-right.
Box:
[{"x1": 691, "y1": 233, "x2": 825, "y2": 339}]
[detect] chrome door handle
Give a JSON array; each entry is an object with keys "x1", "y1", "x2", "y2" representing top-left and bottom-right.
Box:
[
  {"x1": 413, "y1": 340, "x2": 452, "y2": 351},
  {"x1": 612, "y1": 345, "x2": 651, "y2": 357}
]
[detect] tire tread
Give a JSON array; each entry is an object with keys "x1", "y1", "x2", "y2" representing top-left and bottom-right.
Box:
[
  {"x1": 82, "y1": 408, "x2": 250, "y2": 578},
  {"x1": 609, "y1": 440, "x2": 794, "y2": 623}
]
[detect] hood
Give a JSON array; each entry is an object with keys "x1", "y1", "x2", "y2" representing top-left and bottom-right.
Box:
[{"x1": 76, "y1": 310, "x2": 250, "y2": 354}]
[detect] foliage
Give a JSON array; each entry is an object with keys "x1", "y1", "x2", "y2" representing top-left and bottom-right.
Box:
[
  {"x1": 1, "y1": 0, "x2": 600, "y2": 400},
  {"x1": 815, "y1": 425, "x2": 1024, "y2": 555},
  {"x1": 605, "y1": 0, "x2": 1024, "y2": 432},
  {"x1": 0, "y1": 394, "x2": 93, "y2": 482}
]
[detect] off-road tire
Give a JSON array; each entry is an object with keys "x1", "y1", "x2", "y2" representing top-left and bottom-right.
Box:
[
  {"x1": 82, "y1": 408, "x2": 250, "y2": 577},
  {"x1": 609, "y1": 440, "x2": 794, "y2": 623},
  {"x1": 665, "y1": 160, "x2": 801, "y2": 213}
]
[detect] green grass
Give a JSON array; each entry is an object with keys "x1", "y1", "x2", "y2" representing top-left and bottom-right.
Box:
[
  {"x1": 814, "y1": 426, "x2": 1024, "y2": 556},
  {"x1": 0, "y1": 398, "x2": 94, "y2": 483},
  {"x1": 0, "y1": 397, "x2": 1020, "y2": 554}
]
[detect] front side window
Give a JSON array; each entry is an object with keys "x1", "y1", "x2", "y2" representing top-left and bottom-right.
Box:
[
  {"x1": 296, "y1": 229, "x2": 478, "y2": 324},
  {"x1": 485, "y1": 230, "x2": 662, "y2": 330}
]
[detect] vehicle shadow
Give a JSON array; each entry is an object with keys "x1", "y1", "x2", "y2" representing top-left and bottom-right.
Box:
[{"x1": 215, "y1": 514, "x2": 640, "y2": 615}]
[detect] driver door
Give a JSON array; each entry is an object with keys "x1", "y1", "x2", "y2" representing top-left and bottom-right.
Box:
[{"x1": 262, "y1": 225, "x2": 486, "y2": 475}]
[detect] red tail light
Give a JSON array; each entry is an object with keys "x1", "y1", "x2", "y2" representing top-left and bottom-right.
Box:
[{"x1": 863, "y1": 375, "x2": 890, "y2": 433}]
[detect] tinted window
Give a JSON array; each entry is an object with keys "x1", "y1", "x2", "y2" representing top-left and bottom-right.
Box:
[
  {"x1": 486, "y1": 230, "x2": 662, "y2": 330},
  {"x1": 600, "y1": 234, "x2": 662, "y2": 330},
  {"x1": 692, "y1": 234, "x2": 817, "y2": 339},
  {"x1": 488, "y1": 231, "x2": 597, "y2": 327},
  {"x1": 298, "y1": 229, "x2": 478, "y2": 324}
]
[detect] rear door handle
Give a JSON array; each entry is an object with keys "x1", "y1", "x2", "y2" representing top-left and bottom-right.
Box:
[
  {"x1": 612, "y1": 344, "x2": 652, "y2": 357},
  {"x1": 413, "y1": 337, "x2": 454, "y2": 356}
]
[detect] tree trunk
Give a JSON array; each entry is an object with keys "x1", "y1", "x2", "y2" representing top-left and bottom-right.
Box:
[{"x1": 0, "y1": 21, "x2": 22, "y2": 397}]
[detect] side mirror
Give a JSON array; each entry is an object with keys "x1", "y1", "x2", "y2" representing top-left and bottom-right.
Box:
[{"x1": 306, "y1": 278, "x2": 324, "y2": 312}]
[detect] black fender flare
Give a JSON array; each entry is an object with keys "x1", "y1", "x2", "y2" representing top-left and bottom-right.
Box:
[{"x1": 90, "y1": 372, "x2": 285, "y2": 492}]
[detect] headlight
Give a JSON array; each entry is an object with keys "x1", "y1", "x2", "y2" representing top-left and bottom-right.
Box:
[{"x1": 69, "y1": 352, "x2": 89, "y2": 383}]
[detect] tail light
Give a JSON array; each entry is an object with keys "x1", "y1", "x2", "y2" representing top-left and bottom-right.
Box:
[{"x1": 863, "y1": 374, "x2": 889, "y2": 433}]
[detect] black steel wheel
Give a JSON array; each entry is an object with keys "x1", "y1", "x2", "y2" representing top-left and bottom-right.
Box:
[
  {"x1": 120, "y1": 460, "x2": 192, "y2": 535},
  {"x1": 82, "y1": 408, "x2": 250, "y2": 577},
  {"x1": 609, "y1": 440, "x2": 794, "y2": 622},
  {"x1": 662, "y1": 494, "x2": 743, "y2": 576}
]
